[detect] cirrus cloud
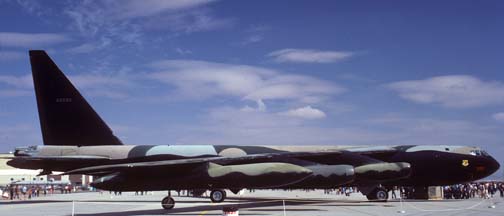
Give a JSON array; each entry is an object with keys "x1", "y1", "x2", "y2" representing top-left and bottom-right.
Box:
[
  {"x1": 0, "y1": 51, "x2": 24, "y2": 61},
  {"x1": 148, "y1": 59, "x2": 345, "y2": 103},
  {"x1": 0, "y1": 32, "x2": 70, "y2": 48},
  {"x1": 267, "y1": 48, "x2": 355, "y2": 63},
  {"x1": 279, "y1": 106, "x2": 327, "y2": 119},
  {"x1": 103, "y1": 0, "x2": 215, "y2": 20},
  {"x1": 493, "y1": 113, "x2": 504, "y2": 122},
  {"x1": 387, "y1": 75, "x2": 504, "y2": 108}
]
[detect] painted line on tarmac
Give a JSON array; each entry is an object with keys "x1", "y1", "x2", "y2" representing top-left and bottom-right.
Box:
[{"x1": 404, "y1": 199, "x2": 487, "y2": 212}]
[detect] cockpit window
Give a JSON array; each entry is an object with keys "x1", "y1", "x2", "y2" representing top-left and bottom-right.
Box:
[{"x1": 470, "y1": 149, "x2": 484, "y2": 156}]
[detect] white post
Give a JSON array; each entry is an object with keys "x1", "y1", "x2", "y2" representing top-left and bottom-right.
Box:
[
  {"x1": 72, "y1": 200, "x2": 75, "y2": 216},
  {"x1": 488, "y1": 195, "x2": 496, "y2": 208},
  {"x1": 283, "y1": 199, "x2": 286, "y2": 216},
  {"x1": 397, "y1": 195, "x2": 405, "y2": 214}
]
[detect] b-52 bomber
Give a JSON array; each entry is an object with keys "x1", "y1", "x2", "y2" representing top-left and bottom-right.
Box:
[{"x1": 6, "y1": 51, "x2": 500, "y2": 210}]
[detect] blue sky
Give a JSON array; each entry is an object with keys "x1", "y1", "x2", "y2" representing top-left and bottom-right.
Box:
[{"x1": 0, "y1": 0, "x2": 503, "y2": 177}]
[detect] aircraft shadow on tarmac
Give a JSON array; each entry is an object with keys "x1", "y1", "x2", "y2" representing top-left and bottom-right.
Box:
[{"x1": 74, "y1": 197, "x2": 385, "y2": 216}]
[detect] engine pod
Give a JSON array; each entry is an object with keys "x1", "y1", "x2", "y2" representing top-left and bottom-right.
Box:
[
  {"x1": 355, "y1": 162, "x2": 411, "y2": 182},
  {"x1": 90, "y1": 173, "x2": 125, "y2": 191},
  {"x1": 207, "y1": 162, "x2": 313, "y2": 188},
  {"x1": 286, "y1": 164, "x2": 355, "y2": 188}
]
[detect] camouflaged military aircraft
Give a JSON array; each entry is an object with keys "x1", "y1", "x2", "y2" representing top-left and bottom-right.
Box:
[{"x1": 5, "y1": 51, "x2": 500, "y2": 210}]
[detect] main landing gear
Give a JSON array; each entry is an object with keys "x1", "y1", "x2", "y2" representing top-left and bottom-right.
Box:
[
  {"x1": 161, "y1": 189, "x2": 227, "y2": 210},
  {"x1": 366, "y1": 187, "x2": 388, "y2": 202},
  {"x1": 161, "y1": 196, "x2": 175, "y2": 210},
  {"x1": 210, "y1": 189, "x2": 227, "y2": 203}
]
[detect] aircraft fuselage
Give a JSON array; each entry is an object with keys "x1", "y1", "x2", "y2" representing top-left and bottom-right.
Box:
[{"x1": 8, "y1": 144, "x2": 499, "y2": 191}]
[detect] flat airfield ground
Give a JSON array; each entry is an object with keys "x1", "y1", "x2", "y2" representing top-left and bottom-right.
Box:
[{"x1": 1, "y1": 190, "x2": 503, "y2": 216}]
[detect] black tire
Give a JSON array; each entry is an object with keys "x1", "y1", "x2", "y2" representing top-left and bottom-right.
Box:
[
  {"x1": 210, "y1": 190, "x2": 226, "y2": 203},
  {"x1": 161, "y1": 196, "x2": 175, "y2": 210},
  {"x1": 375, "y1": 188, "x2": 388, "y2": 201},
  {"x1": 367, "y1": 188, "x2": 388, "y2": 202}
]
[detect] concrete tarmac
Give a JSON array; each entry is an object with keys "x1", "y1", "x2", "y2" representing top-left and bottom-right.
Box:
[{"x1": 0, "y1": 190, "x2": 502, "y2": 216}]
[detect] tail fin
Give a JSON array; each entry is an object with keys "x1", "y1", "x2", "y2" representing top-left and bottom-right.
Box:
[{"x1": 29, "y1": 50, "x2": 122, "y2": 146}]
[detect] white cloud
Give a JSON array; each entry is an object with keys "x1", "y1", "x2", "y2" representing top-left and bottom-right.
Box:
[
  {"x1": 145, "y1": 9, "x2": 234, "y2": 33},
  {"x1": 239, "y1": 24, "x2": 269, "y2": 45},
  {"x1": 67, "y1": 43, "x2": 98, "y2": 54},
  {"x1": 161, "y1": 107, "x2": 504, "y2": 148},
  {"x1": 70, "y1": 74, "x2": 132, "y2": 89},
  {"x1": 365, "y1": 115, "x2": 504, "y2": 149},
  {"x1": 0, "y1": 51, "x2": 24, "y2": 61},
  {"x1": 387, "y1": 75, "x2": 504, "y2": 108},
  {"x1": 0, "y1": 32, "x2": 70, "y2": 48},
  {"x1": 0, "y1": 74, "x2": 33, "y2": 88},
  {"x1": 148, "y1": 59, "x2": 345, "y2": 103},
  {"x1": 268, "y1": 49, "x2": 355, "y2": 63},
  {"x1": 14, "y1": 0, "x2": 49, "y2": 16},
  {"x1": 241, "y1": 35, "x2": 264, "y2": 45},
  {"x1": 64, "y1": 0, "x2": 226, "y2": 46},
  {"x1": 245, "y1": 25, "x2": 271, "y2": 33},
  {"x1": 241, "y1": 99, "x2": 266, "y2": 112},
  {"x1": 493, "y1": 113, "x2": 504, "y2": 122},
  {"x1": 0, "y1": 124, "x2": 40, "y2": 149},
  {"x1": 66, "y1": 39, "x2": 111, "y2": 54},
  {"x1": 0, "y1": 74, "x2": 34, "y2": 97},
  {"x1": 0, "y1": 73, "x2": 134, "y2": 99},
  {"x1": 101, "y1": 0, "x2": 214, "y2": 20},
  {"x1": 279, "y1": 106, "x2": 326, "y2": 119},
  {"x1": 69, "y1": 73, "x2": 135, "y2": 99},
  {"x1": 0, "y1": 89, "x2": 32, "y2": 97},
  {"x1": 175, "y1": 47, "x2": 192, "y2": 55}
]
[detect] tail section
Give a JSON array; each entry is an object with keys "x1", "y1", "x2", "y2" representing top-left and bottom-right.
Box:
[{"x1": 29, "y1": 50, "x2": 122, "y2": 146}]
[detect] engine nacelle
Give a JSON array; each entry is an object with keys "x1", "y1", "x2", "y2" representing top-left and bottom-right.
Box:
[
  {"x1": 355, "y1": 162, "x2": 411, "y2": 182},
  {"x1": 206, "y1": 162, "x2": 313, "y2": 188},
  {"x1": 90, "y1": 173, "x2": 125, "y2": 191},
  {"x1": 283, "y1": 164, "x2": 355, "y2": 188}
]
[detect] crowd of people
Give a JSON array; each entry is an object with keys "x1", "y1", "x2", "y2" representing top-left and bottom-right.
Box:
[
  {"x1": 443, "y1": 182, "x2": 504, "y2": 199},
  {"x1": 320, "y1": 182, "x2": 504, "y2": 200},
  {"x1": 2, "y1": 181, "x2": 504, "y2": 201},
  {"x1": 1, "y1": 184, "x2": 74, "y2": 200}
]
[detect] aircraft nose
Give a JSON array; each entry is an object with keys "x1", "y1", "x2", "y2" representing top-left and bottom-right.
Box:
[
  {"x1": 487, "y1": 156, "x2": 500, "y2": 175},
  {"x1": 476, "y1": 155, "x2": 500, "y2": 179}
]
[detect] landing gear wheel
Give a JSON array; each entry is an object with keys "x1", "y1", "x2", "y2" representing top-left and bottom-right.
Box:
[
  {"x1": 161, "y1": 196, "x2": 175, "y2": 210},
  {"x1": 210, "y1": 190, "x2": 226, "y2": 203},
  {"x1": 366, "y1": 188, "x2": 388, "y2": 202}
]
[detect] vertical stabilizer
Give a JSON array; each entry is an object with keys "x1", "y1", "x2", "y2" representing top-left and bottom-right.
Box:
[{"x1": 29, "y1": 50, "x2": 122, "y2": 146}]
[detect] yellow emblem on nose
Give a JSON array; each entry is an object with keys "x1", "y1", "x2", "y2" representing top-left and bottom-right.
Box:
[{"x1": 462, "y1": 159, "x2": 469, "y2": 167}]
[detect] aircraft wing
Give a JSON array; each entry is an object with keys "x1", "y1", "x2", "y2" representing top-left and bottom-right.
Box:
[
  {"x1": 62, "y1": 151, "x2": 344, "y2": 175},
  {"x1": 343, "y1": 146, "x2": 401, "y2": 161},
  {"x1": 345, "y1": 146, "x2": 399, "y2": 154}
]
